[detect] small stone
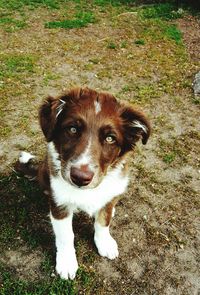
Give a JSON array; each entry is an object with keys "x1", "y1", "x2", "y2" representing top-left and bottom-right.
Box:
[{"x1": 192, "y1": 71, "x2": 200, "y2": 97}]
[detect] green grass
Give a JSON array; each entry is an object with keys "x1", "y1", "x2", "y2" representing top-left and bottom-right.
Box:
[
  {"x1": 0, "y1": 267, "x2": 77, "y2": 295},
  {"x1": 164, "y1": 24, "x2": 182, "y2": 44},
  {"x1": 0, "y1": 17, "x2": 26, "y2": 31},
  {"x1": 0, "y1": 126, "x2": 12, "y2": 137},
  {"x1": 158, "y1": 132, "x2": 200, "y2": 166},
  {"x1": 139, "y1": 3, "x2": 184, "y2": 20},
  {"x1": 134, "y1": 39, "x2": 145, "y2": 45},
  {"x1": 0, "y1": 1, "x2": 196, "y2": 293},
  {"x1": 138, "y1": 20, "x2": 183, "y2": 44},
  {"x1": 43, "y1": 72, "x2": 61, "y2": 85},
  {"x1": 0, "y1": 173, "x2": 97, "y2": 294},
  {"x1": 0, "y1": 266, "x2": 96, "y2": 295},
  {"x1": 0, "y1": 0, "x2": 60, "y2": 10},
  {"x1": 45, "y1": 11, "x2": 95, "y2": 29},
  {"x1": 94, "y1": 0, "x2": 134, "y2": 6},
  {"x1": 120, "y1": 82, "x2": 164, "y2": 104},
  {"x1": 163, "y1": 152, "x2": 176, "y2": 164},
  {"x1": 0, "y1": 54, "x2": 36, "y2": 79},
  {"x1": 0, "y1": 173, "x2": 47, "y2": 248},
  {"x1": 107, "y1": 41, "x2": 117, "y2": 49}
]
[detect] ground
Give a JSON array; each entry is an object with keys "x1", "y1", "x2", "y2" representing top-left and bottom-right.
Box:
[{"x1": 0, "y1": 1, "x2": 200, "y2": 294}]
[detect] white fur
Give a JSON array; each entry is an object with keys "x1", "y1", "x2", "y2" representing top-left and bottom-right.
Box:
[
  {"x1": 19, "y1": 151, "x2": 35, "y2": 164},
  {"x1": 50, "y1": 165, "x2": 128, "y2": 217},
  {"x1": 131, "y1": 120, "x2": 147, "y2": 133},
  {"x1": 56, "y1": 99, "x2": 66, "y2": 118},
  {"x1": 48, "y1": 142, "x2": 61, "y2": 171},
  {"x1": 72, "y1": 138, "x2": 93, "y2": 168},
  {"x1": 48, "y1": 141, "x2": 129, "y2": 279},
  {"x1": 94, "y1": 222, "x2": 119, "y2": 259},
  {"x1": 112, "y1": 207, "x2": 116, "y2": 218},
  {"x1": 48, "y1": 141, "x2": 129, "y2": 216},
  {"x1": 94, "y1": 100, "x2": 101, "y2": 114},
  {"x1": 50, "y1": 212, "x2": 78, "y2": 280}
]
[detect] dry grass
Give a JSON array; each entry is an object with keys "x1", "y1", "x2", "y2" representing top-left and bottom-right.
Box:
[{"x1": 0, "y1": 1, "x2": 200, "y2": 294}]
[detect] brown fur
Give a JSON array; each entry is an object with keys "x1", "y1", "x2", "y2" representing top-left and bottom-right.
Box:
[
  {"x1": 96, "y1": 197, "x2": 120, "y2": 227},
  {"x1": 39, "y1": 87, "x2": 151, "y2": 186},
  {"x1": 16, "y1": 87, "x2": 151, "y2": 221},
  {"x1": 50, "y1": 199, "x2": 68, "y2": 219}
]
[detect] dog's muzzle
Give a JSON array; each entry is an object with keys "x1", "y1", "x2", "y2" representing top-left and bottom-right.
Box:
[{"x1": 70, "y1": 165, "x2": 94, "y2": 187}]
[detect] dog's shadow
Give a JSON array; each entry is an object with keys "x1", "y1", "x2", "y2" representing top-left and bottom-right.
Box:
[{"x1": 0, "y1": 171, "x2": 95, "y2": 257}]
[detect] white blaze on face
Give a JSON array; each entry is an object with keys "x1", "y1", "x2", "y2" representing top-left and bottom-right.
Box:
[
  {"x1": 94, "y1": 100, "x2": 101, "y2": 114},
  {"x1": 73, "y1": 138, "x2": 93, "y2": 169}
]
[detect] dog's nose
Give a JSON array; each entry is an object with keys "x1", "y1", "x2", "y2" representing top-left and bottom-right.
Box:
[{"x1": 70, "y1": 166, "x2": 94, "y2": 187}]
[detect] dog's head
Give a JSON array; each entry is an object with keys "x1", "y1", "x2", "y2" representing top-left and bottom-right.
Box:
[{"x1": 39, "y1": 87, "x2": 151, "y2": 188}]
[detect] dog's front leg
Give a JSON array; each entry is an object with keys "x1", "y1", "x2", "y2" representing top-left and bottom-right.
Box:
[
  {"x1": 50, "y1": 209, "x2": 78, "y2": 280},
  {"x1": 94, "y1": 198, "x2": 119, "y2": 260}
]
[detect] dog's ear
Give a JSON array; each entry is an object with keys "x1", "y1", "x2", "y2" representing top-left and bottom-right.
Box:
[
  {"x1": 39, "y1": 96, "x2": 66, "y2": 141},
  {"x1": 120, "y1": 106, "x2": 151, "y2": 151},
  {"x1": 39, "y1": 88, "x2": 83, "y2": 141}
]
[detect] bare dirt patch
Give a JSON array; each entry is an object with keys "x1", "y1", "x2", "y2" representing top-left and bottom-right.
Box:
[{"x1": 0, "y1": 246, "x2": 44, "y2": 282}]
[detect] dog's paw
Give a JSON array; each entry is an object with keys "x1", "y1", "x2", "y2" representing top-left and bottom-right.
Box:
[
  {"x1": 56, "y1": 251, "x2": 78, "y2": 280},
  {"x1": 94, "y1": 233, "x2": 119, "y2": 260},
  {"x1": 19, "y1": 151, "x2": 35, "y2": 164}
]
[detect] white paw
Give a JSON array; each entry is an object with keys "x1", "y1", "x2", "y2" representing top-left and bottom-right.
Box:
[
  {"x1": 19, "y1": 151, "x2": 35, "y2": 164},
  {"x1": 94, "y1": 233, "x2": 119, "y2": 260},
  {"x1": 56, "y1": 250, "x2": 78, "y2": 280}
]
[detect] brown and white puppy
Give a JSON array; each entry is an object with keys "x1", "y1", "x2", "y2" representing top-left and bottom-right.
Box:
[{"x1": 17, "y1": 87, "x2": 150, "y2": 280}]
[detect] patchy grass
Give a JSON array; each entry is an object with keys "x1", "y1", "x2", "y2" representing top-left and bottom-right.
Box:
[
  {"x1": 0, "y1": 265, "x2": 96, "y2": 295},
  {"x1": 0, "y1": 0, "x2": 199, "y2": 294},
  {"x1": 0, "y1": 0, "x2": 60, "y2": 10},
  {"x1": 162, "y1": 23, "x2": 182, "y2": 44},
  {"x1": 0, "y1": 54, "x2": 37, "y2": 78},
  {"x1": 0, "y1": 268, "x2": 76, "y2": 295},
  {"x1": 107, "y1": 41, "x2": 117, "y2": 49},
  {"x1": 139, "y1": 3, "x2": 185, "y2": 20},
  {"x1": 0, "y1": 17, "x2": 26, "y2": 32},
  {"x1": 0, "y1": 173, "x2": 97, "y2": 293},
  {"x1": 134, "y1": 39, "x2": 145, "y2": 45},
  {"x1": 137, "y1": 19, "x2": 183, "y2": 44},
  {"x1": 163, "y1": 152, "x2": 177, "y2": 164},
  {"x1": 45, "y1": 11, "x2": 95, "y2": 29},
  {"x1": 0, "y1": 126, "x2": 12, "y2": 138}
]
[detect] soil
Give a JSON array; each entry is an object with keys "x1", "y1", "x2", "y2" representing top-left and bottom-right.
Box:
[{"x1": 0, "y1": 5, "x2": 199, "y2": 295}]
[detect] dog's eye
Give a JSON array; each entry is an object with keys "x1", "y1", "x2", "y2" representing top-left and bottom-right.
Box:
[
  {"x1": 69, "y1": 127, "x2": 77, "y2": 134},
  {"x1": 105, "y1": 135, "x2": 115, "y2": 144}
]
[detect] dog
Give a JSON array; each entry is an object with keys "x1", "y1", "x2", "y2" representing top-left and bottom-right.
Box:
[{"x1": 16, "y1": 87, "x2": 150, "y2": 280}]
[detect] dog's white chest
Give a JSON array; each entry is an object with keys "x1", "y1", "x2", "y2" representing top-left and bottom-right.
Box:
[{"x1": 50, "y1": 168, "x2": 129, "y2": 216}]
